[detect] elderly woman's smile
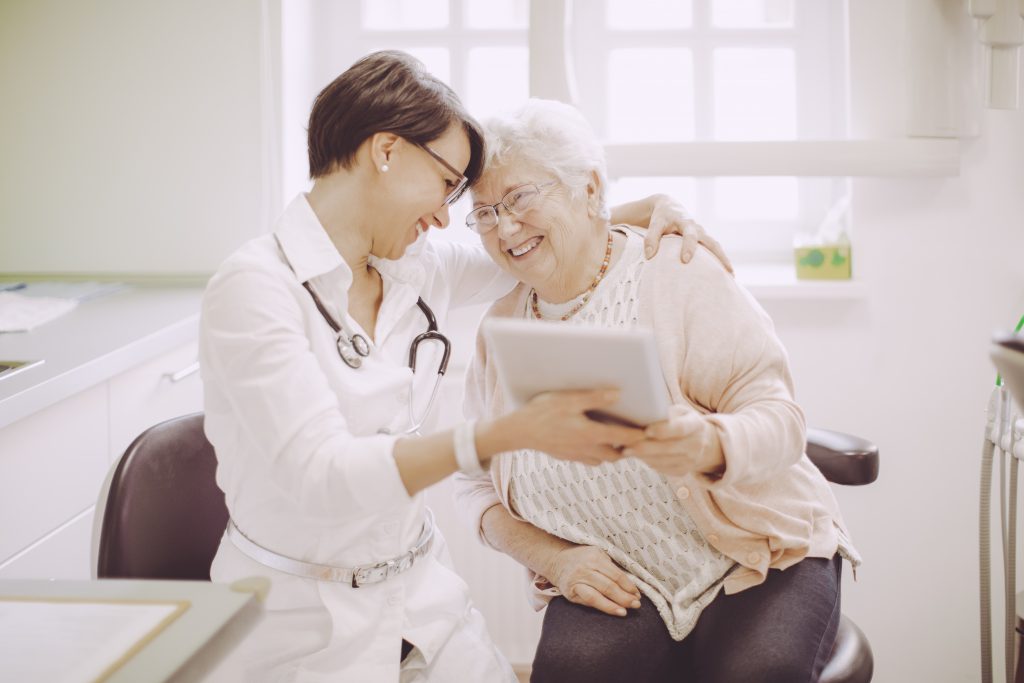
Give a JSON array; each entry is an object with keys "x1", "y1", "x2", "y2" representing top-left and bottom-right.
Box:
[
  {"x1": 472, "y1": 166, "x2": 616, "y2": 305},
  {"x1": 507, "y1": 235, "x2": 543, "y2": 258}
]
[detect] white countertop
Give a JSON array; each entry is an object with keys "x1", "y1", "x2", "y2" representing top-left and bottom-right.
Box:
[{"x1": 0, "y1": 286, "x2": 204, "y2": 430}]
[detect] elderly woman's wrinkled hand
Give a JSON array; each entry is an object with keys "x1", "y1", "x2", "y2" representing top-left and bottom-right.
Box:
[
  {"x1": 623, "y1": 412, "x2": 725, "y2": 478},
  {"x1": 510, "y1": 389, "x2": 645, "y2": 466},
  {"x1": 546, "y1": 545, "x2": 642, "y2": 617},
  {"x1": 645, "y1": 196, "x2": 734, "y2": 272}
]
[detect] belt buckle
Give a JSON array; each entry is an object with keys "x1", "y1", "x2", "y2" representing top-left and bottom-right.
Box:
[
  {"x1": 352, "y1": 550, "x2": 417, "y2": 587},
  {"x1": 358, "y1": 561, "x2": 389, "y2": 589},
  {"x1": 353, "y1": 559, "x2": 393, "y2": 587}
]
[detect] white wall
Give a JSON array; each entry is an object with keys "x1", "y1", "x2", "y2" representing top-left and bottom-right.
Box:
[
  {"x1": 768, "y1": 115, "x2": 1024, "y2": 682},
  {"x1": 0, "y1": 0, "x2": 272, "y2": 276},
  {"x1": 776, "y1": 4, "x2": 1024, "y2": 682}
]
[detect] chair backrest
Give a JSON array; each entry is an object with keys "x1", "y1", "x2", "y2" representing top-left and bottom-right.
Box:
[{"x1": 96, "y1": 412, "x2": 227, "y2": 580}]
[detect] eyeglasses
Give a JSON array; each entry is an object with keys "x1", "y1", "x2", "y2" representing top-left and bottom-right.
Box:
[
  {"x1": 465, "y1": 182, "x2": 557, "y2": 234},
  {"x1": 417, "y1": 143, "x2": 469, "y2": 206}
]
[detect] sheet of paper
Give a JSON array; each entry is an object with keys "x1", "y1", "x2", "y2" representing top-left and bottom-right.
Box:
[
  {"x1": 0, "y1": 292, "x2": 77, "y2": 332},
  {"x1": 0, "y1": 598, "x2": 185, "y2": 683},
  {"x1": 16, "y1": 281, "x2": 126, "y2": 302}
]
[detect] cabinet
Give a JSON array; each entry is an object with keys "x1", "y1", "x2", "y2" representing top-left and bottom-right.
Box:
[
  {"x1": 0, "y1": 343, "x2": 202, "y2": 579},
  {"x1": 108, "y1": 342, "x2": 202, "y2": 463}
]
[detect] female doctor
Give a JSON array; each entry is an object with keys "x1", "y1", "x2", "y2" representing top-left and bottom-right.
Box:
[{"x1": 198, "y1": 50, "x2": 725, "y2": 682}]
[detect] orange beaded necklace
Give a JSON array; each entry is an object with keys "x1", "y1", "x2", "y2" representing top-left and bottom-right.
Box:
[{"x1": 530, "y1": 231, "x2": 614, "y2": 321}]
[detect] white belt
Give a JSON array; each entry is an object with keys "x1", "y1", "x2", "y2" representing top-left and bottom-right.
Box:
[{"x1": 227, "y1": 509, "x2": 435, "y2": 588}]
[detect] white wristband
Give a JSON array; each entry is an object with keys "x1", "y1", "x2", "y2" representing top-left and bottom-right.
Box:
[{"x1": 454, "y1": 421, "x2": 485, "y2": 475}]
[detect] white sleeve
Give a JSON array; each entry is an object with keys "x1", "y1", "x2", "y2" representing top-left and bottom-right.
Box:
[
  {"x1": 450, "y1": 319, "x2": 504, "y2": 546},
  {"x1": 434, "y1": 241, "x2": 517, "y2": 309},
  {"x1": 199, "y1": 266, "x2": 410, "y2": 520}
]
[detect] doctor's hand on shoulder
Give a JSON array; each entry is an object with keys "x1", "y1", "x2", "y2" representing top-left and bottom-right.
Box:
[{"x1": 615, "y1": 193, "x2": 733, "y2": 270}]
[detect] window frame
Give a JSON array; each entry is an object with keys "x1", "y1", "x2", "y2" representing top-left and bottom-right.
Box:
[{"x1": 279, "y1": 0, "x2": 957, "y2": 277}]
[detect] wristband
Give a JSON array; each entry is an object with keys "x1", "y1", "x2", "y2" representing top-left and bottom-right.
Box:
[{"x1": 454, "y1": 421, "x2": 485, "y2": 475}]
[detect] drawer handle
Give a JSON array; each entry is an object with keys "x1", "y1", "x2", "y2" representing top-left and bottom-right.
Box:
[{"x1": 164, "y1": 360, "x2": 200, "y2": 383}]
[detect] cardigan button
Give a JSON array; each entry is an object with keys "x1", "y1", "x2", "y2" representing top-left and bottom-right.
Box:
[
  {"x1": 707, "y1": 534, "x2": 719, "y2": 544},
  {"x1": 675, "y1": 486, "x2": 690, "y2": 500},
  {"x1": 746, "y1": 552, "x2": 762, "y2": 565}
]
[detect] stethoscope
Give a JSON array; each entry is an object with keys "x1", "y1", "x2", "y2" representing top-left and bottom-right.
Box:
[{"x1": 274, "y1": 236, "x2": 451, "y2": 435}]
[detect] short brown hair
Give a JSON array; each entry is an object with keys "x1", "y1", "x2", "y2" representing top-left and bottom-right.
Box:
[{"x1": 307, "y1": 50, "x2": 484, "y2": 192}]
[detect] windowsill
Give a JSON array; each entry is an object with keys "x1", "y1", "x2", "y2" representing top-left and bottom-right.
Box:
[
  {"x1": 605, "y1": 139, "x2": 960, "y2": 178},
  {"x1": 735, "y1": 263, "x2": 866, "y2": 300}
]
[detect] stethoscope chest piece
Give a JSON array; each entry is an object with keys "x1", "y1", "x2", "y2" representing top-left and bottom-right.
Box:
[{"x1": 337, "y1": 332, "x2": 371, "y2": 369}]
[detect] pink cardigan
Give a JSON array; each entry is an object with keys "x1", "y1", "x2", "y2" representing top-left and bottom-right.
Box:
[{"x1": 453, "y1": 236, "x2": 859, "y2": 602}]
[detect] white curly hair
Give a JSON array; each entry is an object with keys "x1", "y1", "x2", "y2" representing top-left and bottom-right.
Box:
[{"x1": 480, "y1": 98, "x2": 610, "y2": 220}]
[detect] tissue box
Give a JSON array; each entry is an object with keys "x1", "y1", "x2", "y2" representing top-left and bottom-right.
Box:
[{"x1": 794, "y1": 245, "x2": 851, "y2": 280}]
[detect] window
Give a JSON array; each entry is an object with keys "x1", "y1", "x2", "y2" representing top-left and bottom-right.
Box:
[{"x1": 282, "y1": 0, "x2": 850, "y2": 265}]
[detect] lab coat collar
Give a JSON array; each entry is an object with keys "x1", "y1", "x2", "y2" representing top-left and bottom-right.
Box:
[
  {"x1": 274, "y1": 193, "x2": 431, "y2": 295},
  {"x1": 367, "y1": 234, "x2": 429, "y2": 343},
  {"x1": 273, "y1": 193, "x2": 353, "y2": 291},
  {"x1": 367, "y1": 238, "x2": 428, "y2": 293}
]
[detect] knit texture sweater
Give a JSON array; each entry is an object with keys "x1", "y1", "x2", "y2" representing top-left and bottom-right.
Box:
[{"x1": 454, "y1": 230, "x2": 860, "y2": 609}]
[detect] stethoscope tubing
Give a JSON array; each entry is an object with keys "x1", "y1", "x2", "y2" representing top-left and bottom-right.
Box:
[{"x1": 273, "y1": 235, "x2": 450, "y2": 435}]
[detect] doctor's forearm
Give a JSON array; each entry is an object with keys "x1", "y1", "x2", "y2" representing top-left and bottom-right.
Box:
[
  {"x1": 391, "y1": 417, "x2": 524, "y2": 496},
  {"x1": 608, "y1": 194, "x2": 665, "y2": 228}
]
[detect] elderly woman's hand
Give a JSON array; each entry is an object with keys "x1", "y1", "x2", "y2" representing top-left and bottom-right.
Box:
[
  {"x1": 623, "y1": 412, "x2": 725, "y2": 478},
  {"x1": 546, "y1": 545, "x2": 642, "y2": 617},
  {"x1": 644, "y1": 195, "x2": 733, "y2": 271},
  {"x1": 504, "y1": 389, "x2": 645, "y2": 466}
]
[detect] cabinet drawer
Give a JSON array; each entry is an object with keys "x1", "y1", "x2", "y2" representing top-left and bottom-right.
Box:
[
  {"x1": 0, "y1": 507, "x2": 94, "y2": 579},
  {"x1": 108, "y1": 342, "x2": 203, "y2": 462},
  {"x1": 0, "y1": 384, "x2": 108, "y2": 561}
]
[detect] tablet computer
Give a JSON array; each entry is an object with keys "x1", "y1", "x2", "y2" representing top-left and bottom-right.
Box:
[{"x1": 482, "y1": 318, "x2": 671, "y2": 428}]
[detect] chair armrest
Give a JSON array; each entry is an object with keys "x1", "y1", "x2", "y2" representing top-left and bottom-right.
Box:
[{"x1": 806, "y1": 428, "x2": 879, "y2": 486}]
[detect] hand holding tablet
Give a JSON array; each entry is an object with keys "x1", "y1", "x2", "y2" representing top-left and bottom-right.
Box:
[{"x1": 482, "y1": 318, "x2": 671, "y2": 429}]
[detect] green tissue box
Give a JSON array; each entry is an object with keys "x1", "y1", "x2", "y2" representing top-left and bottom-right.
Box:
[{"x1": 795, "y1": 245, "x2": 851, "y2": 280}]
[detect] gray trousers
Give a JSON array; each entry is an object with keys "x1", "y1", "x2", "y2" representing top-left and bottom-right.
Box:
[{"x1": 531, "y1": 555, "x2": 842, "y2": 683}]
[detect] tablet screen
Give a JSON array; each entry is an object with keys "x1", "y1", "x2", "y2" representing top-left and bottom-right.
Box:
[{"x1": 482, "y1": 318, "x2": 670, "y2": 428}]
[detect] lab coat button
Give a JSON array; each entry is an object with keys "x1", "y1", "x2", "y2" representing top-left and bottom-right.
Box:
[
  {"x1": 396, "y1": 391, "x2": 409, "y2": 405},
  {"x1": 746, "y1": 552, "x2": 761, "y2": 565},
  {"x1": 387, "y1": 595, "x2": 401, "y2": 607},
  {"x1": 675, "y1": 486, "x2": 689, "y2": 500}
]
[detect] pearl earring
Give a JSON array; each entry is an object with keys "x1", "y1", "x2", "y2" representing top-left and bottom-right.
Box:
[{"x1": 381, "y1": 164, "x2": 389, "y2": 173}]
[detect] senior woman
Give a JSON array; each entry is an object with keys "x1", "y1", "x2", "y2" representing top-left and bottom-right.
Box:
[{"x1": 454, "y1": 99, "x2": 860, "y2": 683}]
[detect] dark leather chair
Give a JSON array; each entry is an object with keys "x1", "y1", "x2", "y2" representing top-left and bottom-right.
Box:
[
  {"x1": 805, "y1": 427, "x2": 879, "y2": 683},
  {"x1": 95, "y1": 412, "x2": 227, "y2": 580}
]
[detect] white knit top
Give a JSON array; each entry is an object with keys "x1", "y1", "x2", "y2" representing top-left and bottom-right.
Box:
[{"x1": 508, "y1": 227, "x2": 737, "y2": 640}]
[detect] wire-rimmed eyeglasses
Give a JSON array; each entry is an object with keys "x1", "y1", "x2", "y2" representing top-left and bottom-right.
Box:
[
  {"x1": 418, "y1": 143, "x2": 469, "y2": 206},
  {"x1": 465, "y1": 182, "x2": 557, "y2": 234}
]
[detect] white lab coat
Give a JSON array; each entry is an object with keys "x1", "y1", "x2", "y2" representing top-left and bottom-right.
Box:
[{"x1": 198, "y1": 195, "x2": 517, "y2": 682}]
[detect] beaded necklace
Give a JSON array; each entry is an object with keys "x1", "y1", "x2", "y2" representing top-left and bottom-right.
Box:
[{"x1": 530, "y1": 231, "x2": 614, "y2": 321}]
